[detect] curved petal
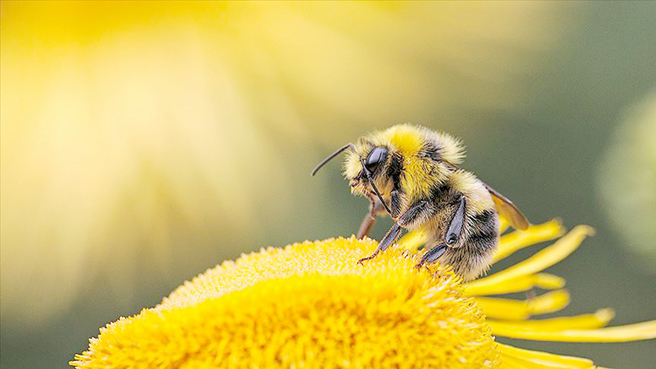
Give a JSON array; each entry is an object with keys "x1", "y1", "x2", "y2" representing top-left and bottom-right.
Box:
[
  {"x1": 468, "y1": 226, "x2": 594, "y2": 292},
  {"x1": 475, "y1": 290, "x2": 570, "y2": 320},
  {"x1": 492, "y1": 320, "x2": 656, "y2": 342},
  {"x1": 497, "y1": 343, "x2": 595, "y2": 368},
  {"x1": 493, "y1": 220, "x2": 565, "y2": 263},
  {"x1": 488, "y1": 308, "x2": 615, "y2": 331},
  {"x1": 465, "y1": 273, "x2": 565, "y2": 296}
]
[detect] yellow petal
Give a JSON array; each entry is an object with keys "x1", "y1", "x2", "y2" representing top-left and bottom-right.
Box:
[
  {"x1": 465, "y1": 273, "x2": 565, "y2": 296},
  {"x1": 494, "y1": 219, "x2": 565, "y2": 263},
  {"x1": 528, "y1": 289, "x2": 571, "y2": 315},
  {"x1": 532, "y1": 273, "x2": 567, "y2": 290},
  {"x1": 489, "y1": 308, "x2": 615, "y2": 332},
  {"x1": 475, "y1": 290, "x2": 570, "y2": 320},
  {"x1": 475, "y1": 296, "x2": 531, "y2": 320},
  {"x1": 397, "y1": 228, "x2": 427, "y2": 251},
  {"x1": 497, "y1": 343, "x2": 595, "y2": 368},
  {"x1": 492, "y1": 319, "x2": 656, "y2": 342},
  {"x1": 468, "y1": 226, "x2": 595, "y2": 292}
]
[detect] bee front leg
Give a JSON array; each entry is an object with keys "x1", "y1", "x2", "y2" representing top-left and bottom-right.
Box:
[
  {"x1": 356, "y1": 197, "x2": 385, "y2": 239},
  {"x1": 357, "y1": 190, "x2": 402, "y2": 239},
  {"x1": 358, "y1": 197, "x2": 427, "y2": 264},
  {"x1": 358, "y1": 223, "x2": 403, "y2": 264}
]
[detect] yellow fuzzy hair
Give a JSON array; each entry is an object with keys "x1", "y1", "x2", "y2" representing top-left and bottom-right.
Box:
[
  {"x1": 450, "y1": 170, "x2": 495, "y2": 213},
  {"x1": 343, "y1": 124, "x2": 467, "y2": 201},
  {"x1": 365, "y1": 124, "x2": 464, "y2": 161}
]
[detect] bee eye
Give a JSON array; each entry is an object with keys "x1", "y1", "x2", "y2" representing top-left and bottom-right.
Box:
[{"x1": 365, "y1": 147, "x2": 388, "y2": 172}]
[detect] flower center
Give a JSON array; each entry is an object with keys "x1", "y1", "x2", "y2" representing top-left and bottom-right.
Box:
[{"x1": 74, "y1": 237, "x2": 498, "y2": 368}]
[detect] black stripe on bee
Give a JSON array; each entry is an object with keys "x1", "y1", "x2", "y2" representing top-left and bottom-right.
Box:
[
  {"x1": 387, "y1": 152, "x2": 404, "y2": 192},
  {"x1": 430, "y1": 183, "x2": 458, "y2": 203},
  {"x1": 420, "y1": 142, "x2": 442, "y2": 162},
  {"x1": 466, "y1": 210, "x2": 498, "y2": 255},
  {"x1": 471, "y1": 209, "x2": 495, "y2": 227}
]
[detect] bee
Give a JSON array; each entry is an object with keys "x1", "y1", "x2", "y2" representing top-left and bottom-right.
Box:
[{"x1": 312, "y1": 124, "x2": 529, "y2": 280}]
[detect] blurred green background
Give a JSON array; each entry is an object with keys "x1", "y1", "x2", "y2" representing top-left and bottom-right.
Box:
[{"x1": 2, "y1": 2, "x2": 655, "y2": 368}]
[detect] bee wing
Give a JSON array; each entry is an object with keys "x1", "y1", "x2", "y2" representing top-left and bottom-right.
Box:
[{"x1": 482, "y1": 182, "x2": 530, "y2": 230}]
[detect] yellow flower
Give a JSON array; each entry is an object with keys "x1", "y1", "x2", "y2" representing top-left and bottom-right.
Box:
[{"x1": 72, "y1": 220, "x2": 656, "y2": 368}]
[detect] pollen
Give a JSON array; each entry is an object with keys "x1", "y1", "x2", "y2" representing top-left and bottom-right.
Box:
[{"x1": 71, "y1": 237, "x2": 498, "y2": 368}]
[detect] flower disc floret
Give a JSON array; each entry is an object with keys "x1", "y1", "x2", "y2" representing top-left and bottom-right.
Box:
[{"x1": 72, "y1": 237, "x2": 498, "y2": 368}]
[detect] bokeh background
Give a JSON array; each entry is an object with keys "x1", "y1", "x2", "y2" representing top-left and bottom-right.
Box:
[{"x1": 2, "y1": 2, "x2": 656, "y2": 368}]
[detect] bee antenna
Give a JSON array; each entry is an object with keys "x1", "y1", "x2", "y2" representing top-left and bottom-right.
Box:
[{"x1": 311, "y1": 143, "x2": 356, "y2": 176}]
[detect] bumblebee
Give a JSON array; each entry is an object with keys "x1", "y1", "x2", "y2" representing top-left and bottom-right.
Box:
[{"x1": 312, "y1": 124, "x2": 529, "y2": 280}]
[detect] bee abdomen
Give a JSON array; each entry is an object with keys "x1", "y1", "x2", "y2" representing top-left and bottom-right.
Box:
[
  {"x1": 465, "y1": 209, "x2": 499, "y2": 255},
  {"x1": 444, "y1": 209, "x2": 499, "y2": 280}
]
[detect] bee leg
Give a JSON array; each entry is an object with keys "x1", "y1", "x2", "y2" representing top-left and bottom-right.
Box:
[
  {"x1": 445, "y1": 197, "x2": 467, "y2": 246},
  {"x1": 416, "y1": 243, "x2": 448, "y2": 268},
  {"x1": 358, "y1": 198, "x2": 425, "y2": 264},
  {"x1": 357, "y1": 198, "x2": 385, "y2": 239},
  {"x1": 357, "y1": 190, "x2": 401, "y2": 239},
  {"x1": 415, "y1": 197, "x2": 466, "y2": 269},
  {"x1": 358, "y1": 223, "x2": 403, "y2": 264}
]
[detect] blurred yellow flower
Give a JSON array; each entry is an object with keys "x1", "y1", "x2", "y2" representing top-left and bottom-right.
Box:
[
  {"x1": 598, "y1": 91, "x2": 656, "y2": 272},
  {"x1": 1, "y1": 1, "x2": 578, "y2": 328},
  {"x1": 72, "y1": 220, "x2": 656, "y2": 368}
]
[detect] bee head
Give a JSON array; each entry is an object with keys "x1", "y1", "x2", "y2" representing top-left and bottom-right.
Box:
[
  {"x1": 312, "y1": 142, "x2": 394, "y2": 216},
  {"x1": 344, "y1": 144, "x2": 393, "y2": 196}
]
